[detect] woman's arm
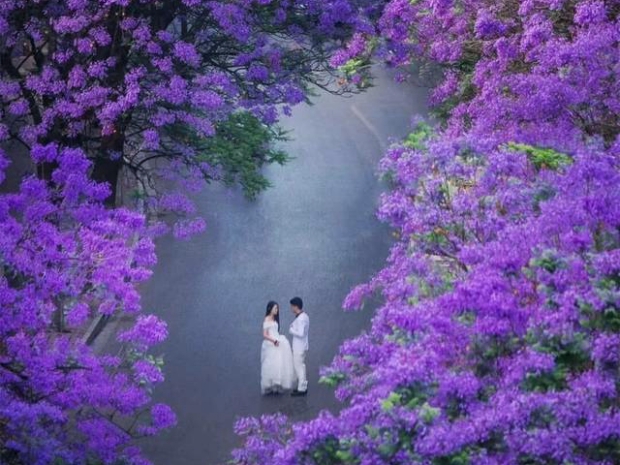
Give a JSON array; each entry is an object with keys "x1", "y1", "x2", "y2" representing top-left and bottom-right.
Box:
[{"x1": 263, "y1": 326, "x2": 279, "y2": 345}]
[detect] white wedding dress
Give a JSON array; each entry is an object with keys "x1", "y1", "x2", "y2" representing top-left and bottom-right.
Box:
[{"x1": 261, "y1": 320, "x2": 296, "y2": 394}]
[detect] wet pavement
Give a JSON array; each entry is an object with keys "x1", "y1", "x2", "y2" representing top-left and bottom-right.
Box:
[{"x1": 137, "y1": 68, "x2": 429, "y2": 464}]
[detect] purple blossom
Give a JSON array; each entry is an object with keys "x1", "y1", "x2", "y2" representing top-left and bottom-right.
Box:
[
  {"x1": 475, "y1": 10, "x2": 508, "y2": 39},
  {"x1": 574, "y1": 0, "x2": 607, "y2": 25},
  {"x1": 592, "y1": 334, "x2": 620, "y2": 368},
  {"x1": 133, "y1": 360, "x2": 164, "y2": 384},
  {"x1": 173, "y1": 41, "x2": 201, "y2": 67},
  {"x1": 142, "y1": 129, "x2": 159, "y2": 150},
  {"x1": 118, "y1": 315, "x2": 168, "y2": 349},
  {"x1": 172, "y1": 217, "x2": 207, "y2": 240},
  {"x1": 246, "y1": 63, "x2": 270, "y2": 81}
]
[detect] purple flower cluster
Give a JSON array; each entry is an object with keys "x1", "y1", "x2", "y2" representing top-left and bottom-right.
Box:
[
  {"x1": 236, "y1": 137, "x2": 620, "y2": 465},
  {"x1": 0, "y1": 145, "x2": 173, "y2": 463},
  {"x1": 0, "y1": 0, "x2": 367, "y2": 226}
]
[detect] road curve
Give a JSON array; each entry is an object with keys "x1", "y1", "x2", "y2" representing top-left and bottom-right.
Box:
[{"x1": 139, "y1": 68, "x2": 429, "y2": 464}]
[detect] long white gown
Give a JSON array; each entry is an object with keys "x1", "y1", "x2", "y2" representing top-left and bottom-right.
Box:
[{"x1": 261, "y1": 320, "x2": 296, "y2": 394}]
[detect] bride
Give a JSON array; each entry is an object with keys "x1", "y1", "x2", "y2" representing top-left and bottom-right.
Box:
[{"x1": 261, "y1": 301, "x2": 296, "y2": 394}]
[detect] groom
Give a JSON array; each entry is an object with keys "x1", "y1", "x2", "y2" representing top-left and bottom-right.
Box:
[{"x1": 289, "y1": 297, "x2": 309, "y2": 397}]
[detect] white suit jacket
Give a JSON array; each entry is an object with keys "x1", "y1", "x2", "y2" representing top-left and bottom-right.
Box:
[{"x1": 289, "y1": 312, "x2": 309, "y2": 352}]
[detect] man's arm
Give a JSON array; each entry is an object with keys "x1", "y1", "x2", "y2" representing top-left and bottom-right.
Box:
[
  {"x1": 300, "y1": 315, "x2": 309, "y2": 338},
  {"x1": 289, "y1": 316, "x2": 308, "y2": 338},
  {"x1": 289, "y1": 319, "x2": 302, "y2": 337}
]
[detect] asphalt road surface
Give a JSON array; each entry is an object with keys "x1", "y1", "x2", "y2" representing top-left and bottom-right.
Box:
[{"x1": 138, "y1": 68, "x2": 429, "y2": 464}]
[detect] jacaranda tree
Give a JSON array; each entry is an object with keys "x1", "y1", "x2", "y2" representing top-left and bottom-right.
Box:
[
  {"x1": 334, "y1": 0, "x2": 620, "y2": 143},
  {"x1": 1, "y1": 145, "x2": 174, "y2": 465},
  {"x1": 0, "y1": 0, "x2": 369, "y2": 463},
  {"x1": 233, "y1": 0, "x2": 620, "y2": 463},
  {"x1": 1, "y1": 0, "x2": 365, "y2": 206}
]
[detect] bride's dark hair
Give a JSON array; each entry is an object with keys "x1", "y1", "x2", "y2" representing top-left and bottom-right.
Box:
[{"x1": 265, "y1": 301, "x2": 280, "y2": 330}]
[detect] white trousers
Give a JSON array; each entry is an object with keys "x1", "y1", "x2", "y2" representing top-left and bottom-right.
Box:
[{"x1": 293, "y1": 350, "x2": 308, "y2": 392}]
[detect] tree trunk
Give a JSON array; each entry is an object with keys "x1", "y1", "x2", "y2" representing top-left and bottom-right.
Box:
[{"x1": 91, "y1": 156, "x2": 122, "y2": 207}]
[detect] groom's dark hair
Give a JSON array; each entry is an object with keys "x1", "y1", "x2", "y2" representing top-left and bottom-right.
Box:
[{"x1": 290, "y1": 297, "x2": 303, "y2": 310}]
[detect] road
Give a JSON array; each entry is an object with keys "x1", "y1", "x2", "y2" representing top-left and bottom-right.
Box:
[{"x1": 137, "y1": 69, "x2": 428, "y2": 464}]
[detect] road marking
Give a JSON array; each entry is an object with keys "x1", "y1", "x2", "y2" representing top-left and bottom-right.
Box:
[{"x1": 350, "y1": 104, "x2": 387, "y2": 150}]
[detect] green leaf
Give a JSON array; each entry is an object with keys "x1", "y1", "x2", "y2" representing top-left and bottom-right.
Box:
[
  {"x1": 319, "y1": 372, "x2": 346, "y2": 387},
  {"x1": 506, "y1": 143, "x2": 572, "y2": 171},
  {"x1": 334, "y1": 450, "x2": 353, "y2": 462},
  {"x1": 381, "y1": 391, "x2": 402, "y2": 412},
  {"x1": 170, "y1": 111, "x2": 290, "y2": 200},
  {"x1": 433, "y1": 450, "x2": 471, "y2": 465},
  {"x1": 378, "y1": 442, "x2": 397, "y2": 457},
  {"x1": 419, "y1": 402, "x2": 441, "y2": 423},
  {"x1": 456, "y1": 311, "x2": 476, "y2": 326},
  {"x1": 403, "y1": 122, "x2": 433, "y2": 150}
]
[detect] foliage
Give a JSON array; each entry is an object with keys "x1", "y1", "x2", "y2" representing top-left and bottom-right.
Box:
[
  {"x1": 334, "y1": 0, "x2": 620, "y2": 143},
  {"x1": 0, "y1": 0, "x2": 366, "y2": 208},
  {"x1": 0, "y1": 146, "x2": 171, "y2": 464},
  {"x1": 505, "y1": 143, "x2": 573, "y2": 171},
  {"x1": 235, "y1": 125, "x2": 620, "y2": 465},
  {"x1": 193, "y1": 111, "x2": 289, "y2": 200}
]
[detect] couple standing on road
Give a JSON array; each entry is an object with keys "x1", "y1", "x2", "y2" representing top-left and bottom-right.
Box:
[{"x1": 261, "y1": 297, "x2": 309, "y2": 396}]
